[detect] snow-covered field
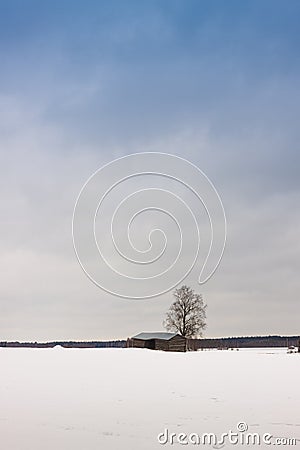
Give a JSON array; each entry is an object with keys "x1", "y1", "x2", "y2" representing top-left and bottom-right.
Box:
[{"x1": 1, "y1": 347, "x2": 299, "y2": 449}]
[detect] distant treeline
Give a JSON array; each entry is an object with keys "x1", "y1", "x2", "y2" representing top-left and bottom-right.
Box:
[
  {"x1": 191, "y1": 335, "x2": 300, "y2": 349},
  {"x1": 0, "y1": 340, "x2": 126, "y2": 348},
  {"x1": 0, "y1": 335, "x2": 299, "y2": 349}
]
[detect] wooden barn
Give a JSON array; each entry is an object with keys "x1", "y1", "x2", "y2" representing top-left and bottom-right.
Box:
[{"x1": 127, "y1": 332, "x2": 187, "y2": 352}]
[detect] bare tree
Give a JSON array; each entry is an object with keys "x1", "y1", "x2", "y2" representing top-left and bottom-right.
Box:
[{"x1": 164, "y1": 285, "x2": 207, "y2": 338}]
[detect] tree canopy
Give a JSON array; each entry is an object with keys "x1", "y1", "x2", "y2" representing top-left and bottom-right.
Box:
[{"x1": 164, "y1": 285, "x2": 207, "y2": 338}]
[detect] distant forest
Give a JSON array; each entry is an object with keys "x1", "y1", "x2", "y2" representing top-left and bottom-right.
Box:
[
  {"x1": 1, "y1": 335, "x2": 299, "y2": 349},
  {"x1": 193, "y1": 335, "x2": 300, "y2": 349}
]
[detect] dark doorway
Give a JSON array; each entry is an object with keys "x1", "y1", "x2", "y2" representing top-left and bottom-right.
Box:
[{"x1": 145, "y1": 339, "x2": 155, "y2": 350}]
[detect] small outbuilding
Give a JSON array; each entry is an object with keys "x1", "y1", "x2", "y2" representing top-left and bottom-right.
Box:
[{"x1": 128, "y1": 332, "x2": 187, "y2": 352}]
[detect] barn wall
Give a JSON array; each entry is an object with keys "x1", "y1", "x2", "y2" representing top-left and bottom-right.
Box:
[
  {"x1": 154, "y1": 339, "x2": 169, "y2": 351},
  {"x1": 168, "y1": 335, "x2": 187, "y2": 352},
  {"x1": 130, "y1": 338, "x2": 146, "y2": 348},
  {"x1": 129, "y1": 335, "x2": 187, "y2": 352}
]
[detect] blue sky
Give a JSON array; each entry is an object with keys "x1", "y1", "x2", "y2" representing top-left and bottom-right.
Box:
[{"x1": 0, "y1": 1, "x2": 299, "y2": 340}]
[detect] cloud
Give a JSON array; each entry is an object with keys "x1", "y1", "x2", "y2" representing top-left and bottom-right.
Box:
[{"x1": 0, "y1": 1, "x2": 299, "y2": 339}]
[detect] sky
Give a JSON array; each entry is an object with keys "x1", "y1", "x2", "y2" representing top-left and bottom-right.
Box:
[{"x1": 0, "y1": 0, "x2": 299, "y2": 341}]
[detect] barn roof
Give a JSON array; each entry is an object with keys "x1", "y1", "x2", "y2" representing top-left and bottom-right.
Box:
[{"x1": 132, "y1": 332, "x2": 179, "y2": 341}]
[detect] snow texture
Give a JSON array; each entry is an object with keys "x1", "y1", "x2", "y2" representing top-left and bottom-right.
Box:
[{"x1": 0, "y1": 347, "x2": 299, "y2": 449}]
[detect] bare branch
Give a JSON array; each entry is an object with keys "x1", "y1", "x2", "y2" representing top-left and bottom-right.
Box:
[{"x1": 164, "y1": 285, "x2": 207, "y2": 338}]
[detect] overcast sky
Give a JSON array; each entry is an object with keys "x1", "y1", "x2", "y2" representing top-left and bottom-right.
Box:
[{"x1": 1, "y1": 0, "x2": 299, "y2": 341}]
